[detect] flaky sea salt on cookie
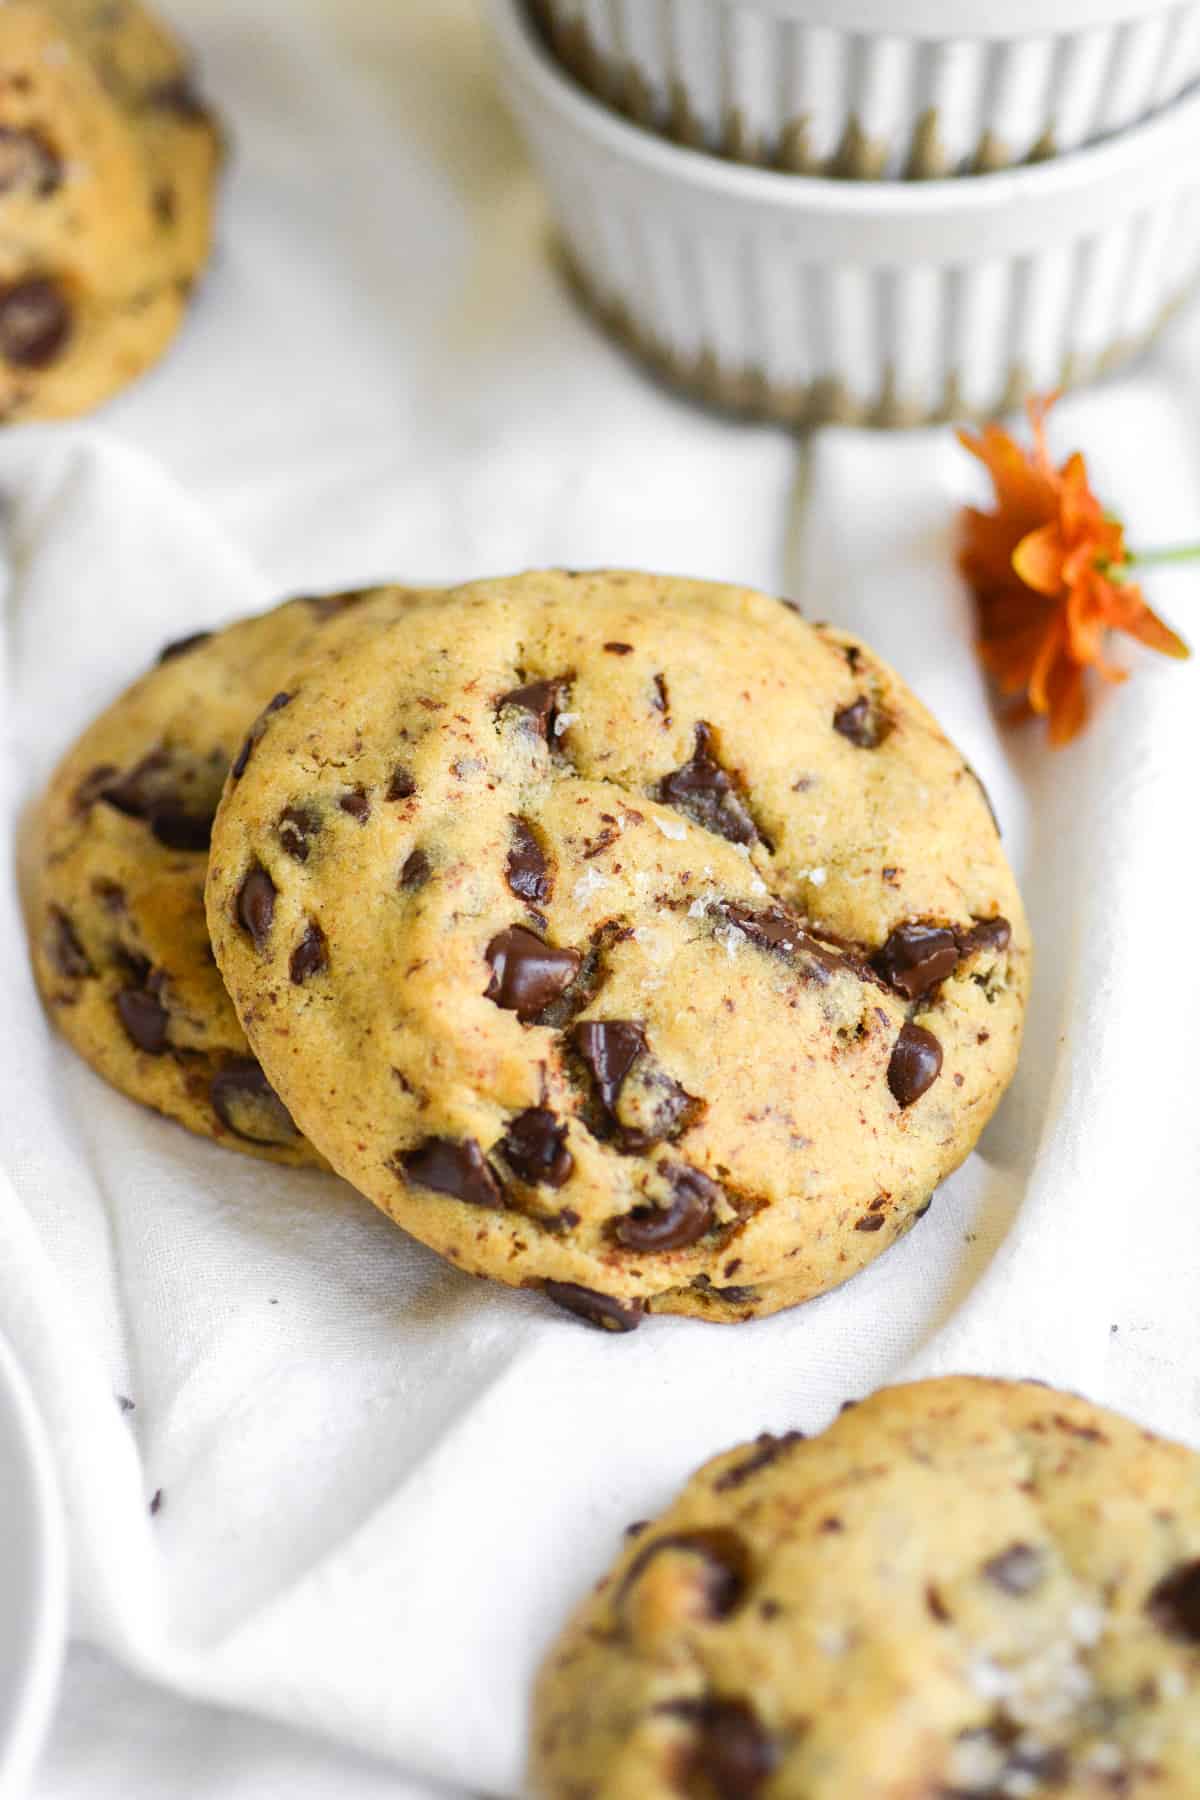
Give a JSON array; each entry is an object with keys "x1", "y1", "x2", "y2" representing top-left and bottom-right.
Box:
[
  {"x1": 530, "y1": 1377, "x2": 1200, "y2": 1796},
  {"x1": 205, "y1": 570, "x2": 1029, "y2": 1322}
]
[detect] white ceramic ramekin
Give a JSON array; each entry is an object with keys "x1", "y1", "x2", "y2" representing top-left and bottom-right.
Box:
[
  {"x1": 492, "y1": 0, "x2": 1200, "y2": 426},
  {"x1": 528, "y1": 0, "x2": 1200, "y2": 177}
]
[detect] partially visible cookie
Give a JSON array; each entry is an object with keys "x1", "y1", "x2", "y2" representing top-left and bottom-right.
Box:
[
  {"x1": 27, "y1": 587, "x2": 419, "y2": 1160},
  {"x1": 0, "y1": 0, "x2": 221, "y2": 421},
  {"x1": 205, "y1": 569, "x2": 1030, "y2": 1318},
  {"x1": 531, "y1": 1377, "x2": 1200, "y2": 1797}
]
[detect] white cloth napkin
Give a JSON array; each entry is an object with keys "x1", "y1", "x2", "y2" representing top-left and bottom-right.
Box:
[{"x1": 2, "y1": 2, "x2": 1199, "y2": 1797}]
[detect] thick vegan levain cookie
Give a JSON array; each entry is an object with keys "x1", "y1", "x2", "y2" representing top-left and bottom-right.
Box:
[
  {"x1": 531, "y1": 1377, "x2": 1200, "y2": 1798},
  {"x1": 28, "y1": 587, "x2": 418, "y2": 1161},
  {"x1": 0, "y1": 0, "x2": 220, "y2": 421},
  {"x1": 206, "y1": 570, "x2": 1030, "y2": 1316}
]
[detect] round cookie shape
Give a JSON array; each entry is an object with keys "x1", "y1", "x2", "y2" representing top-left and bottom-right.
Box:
[
  {"x1": 0, "y1": 0, "x2": 221, "y2": 422},
  {"x1": 28, "y1": 586, "x2": 419, "y2": 1161},
  {"x1": 206, "y1": 569, "x2": 1030, "y2": 1315},
  {"x1": 531, "y1": 1377, "x2": 1200, "y2": 1798}
]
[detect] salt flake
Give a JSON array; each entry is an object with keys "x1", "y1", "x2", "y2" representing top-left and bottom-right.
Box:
[{"x1": 654, "y1": 814, "x2": 688, "y2": 841}]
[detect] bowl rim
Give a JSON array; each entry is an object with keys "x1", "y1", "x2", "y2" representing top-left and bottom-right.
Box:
[
  {"x1": 531, "y1": 0, "x2": 1189, "y2": 45},
  {"x1": 494, "y1": 0, "x2": 1200, "y2": 218}
]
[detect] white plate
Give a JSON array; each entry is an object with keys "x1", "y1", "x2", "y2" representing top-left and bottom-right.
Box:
[{"x1": 0, "y1": 1333, "x2": 66, "y2": 1798}]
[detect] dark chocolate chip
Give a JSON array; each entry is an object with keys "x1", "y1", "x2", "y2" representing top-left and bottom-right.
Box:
[
  {"x1": 148, "y1": 73, "x2": 211, "y2": 122},
  {"x1": 485, "y1": 926, "x2": 580, "y2": 1021},
  {"x1": 210, "y1": 1059, "x2": 301, "y2": 1145},
  {"x1": 116, "y1": 983, "x2": 169, "y2": 1054},
  {"x1": 1147, "y1": 1559, "x2": 1200, "y2": 1641},
  {"x1": 982, "y1": 1543, "x2": 1045, "y2": 1596},
  {"x1": 713, "y1": 1432, "x2": 805, "y2": 1492},
  {"x1": 658, "y1": 1697, "x2": 778, "y2": 1799},
  {"x1": 399, "y1": 1137, "x2": 505, "y2": 1208},
  {"x1": 236, "y1": 865, "x2": 276, "y2": 949},
  {"x1": 231, "y1": 692, "x2": 292, "y2": 781},
  {"x1": 0, "y1": 126, "x2": 61, "y2": 196},
  {"x1": 289, "y1": 922, "x2": 327, "y2": 984},
  {"x1": 887, "y1": 1023, "x2": 942, "y2": 1108},
  {"x1": 572, "y1": 1019, "x2": 646, "y2": 1112},
  {"x1": 47, "y1": 907, "x2": 92, "y2": 979},
  {"x1": 542, "y1": 1281, "x2": 643, "y2": 1333},
  {"x1": 720, "y1": 903, "x2": 845, "y2": 982},
  {"x1": 92, "y1": 881, "x2": 128, "y2": 918},
  {"x1": 619, "y1": 1528, "x2": 749, "y2": 1621},
  {"x1": 497, "y1": 678, "x2": 566, "y2": 739},
  {"x1": 506, "y1": 816, "x2": 550, "y2": 905},
  {"x1": 339, "y1": 788, "x2": 370, "y2": 822},
  {"x1": 400, "y1": 848, "x2": 430, "y2": 889},
  {"x1": 962, "y1": 916, "x2": 1013, "y2": 955},
  {"x1": 872, "y1": 923, "x2": 960, "y2": 1000},
  {"x1": 156, "y1": 630, "x2": 212, "y2": 664},
  {"x1": 498, "y1": 1108, "x2": 573, "y2": 1187},
  {"x1": 833, "y1": 694, "x2": 890, "y2": 748},
  {"x1": 854, "y1": 1213, "x2": 886, "y2": 1232},
  {"x1": 387, "y1": 766, "x2": 416, "y2": 801},
  {"x1": 658, "y1": 723, "x2": 758, "y2": 846},
  {"x1": 0, "y1": 277, "x2": 71, "y2": 368},
  {"x1": 610, "y1": 1062, "x2": 702, "y2": 1152},
  {"x1": 278, "y1": 805, "x2": 319, "y2": 862},
  {"x1": 98, "y1": 751, "x2": 218, "y2": 851},
  {"x1": 604, "y1": 641, "x2": 633, "y2": 654},
  {"x1": 613, "y1": 1164, "x2": 719, "y2": 1252},
  {"x1": 652, "y1": 674, "x2": 669, "y2": 716}
]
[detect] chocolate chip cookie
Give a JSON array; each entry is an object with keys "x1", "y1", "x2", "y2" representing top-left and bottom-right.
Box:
[
  {"x1": 206, "y1": 569, "x2": 1030, "y2": 1315},
  {"x1": 0, "y1": 0, "x2": 220, "y2": 422},
  {"x1": 28, "y1": 587, "x2": 419, "y2": 1160},
  {"x1": 531, "y1": 1376, "x2": 1200, "y2": 1797}
]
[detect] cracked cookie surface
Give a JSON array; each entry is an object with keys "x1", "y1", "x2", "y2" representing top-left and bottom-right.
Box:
[
  {"x1": 205, "y1": 570, "x2": 1030, "y2": 1316},
  {"x1": 0, "y1": 0, "x2": 221, "y2": 421},
  {"x1": 530, "y1": 1377, "x2": 1200, "y2": 1798},
  {"x1": 27, "y1": 586, "x2": 419, "y2": 1160}
]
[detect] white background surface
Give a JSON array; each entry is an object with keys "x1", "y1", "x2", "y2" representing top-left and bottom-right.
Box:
[{"x1": 1, "y1": 2, "x2": 1199, "y2": 1796}]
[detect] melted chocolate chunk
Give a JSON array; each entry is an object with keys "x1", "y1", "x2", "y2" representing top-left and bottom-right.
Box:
[
  {"x1": 854, "y1": 1213, "x2": 886, "y2": 1232},
  {"x1": 339, "y1": 788, "x2": 370, "y2": 822},
  {"x1": 498, "y1": 1108, "x2": 573, "y2": 1188},
  {"x1": 888, "y1": 1023, "x2": 942, "y2": 1108},
  {"x1": 156, "y1": 630, "x2": 212, "y2": 664},
  {"x1": 572, "y1": 1019, "x2": 646, "y2": 1112},
  {"x1": 506, "y1": 817, "x2": 551, "y2": 905},
  {"x1": 400, "y1": 1137, "x2": 505, "y2": 1208},
  {"x1": 387, "y1": 766, "x2": 417, "y2": 801},
  {"x1": 614, "y1": 1165, "x2": 720, "y2": 1252},
  {"x1": 720, "y1": 903, "x2": 845, "y2": 982},
  {"x1": 612, "y1": 1062, "x2": 702, "y2": 1152},
  {"x1": 497, "y1": 677, "x2": 567, "y2": 739},
  {"x1": 982, "y1": 1543, "x2": 1045, "y2": 1596},
  {"x1": 400, "y1": 848, "x2": 430, "y2": 889},
  {"x1": 659, "y1": 1697, "x2": 778, "y2": 1799},
  {"x1": 1147, "y1": 1559, "x2": 1200, "y2": 1641},
  {"x1": 0, "y1": 277, "x2": 71, "y2": 368},
  {"x1": 485, "y1": 926, "x2": 580, "y2": 1021},
  {"x1": 604, "y1": 641, "x2": 633, "y2": 655},
  {"x1": 0, "y1": 126, "x2": 61, "y2": 195},
  {"x1": 713, "y1": 1431, "x2": 805, "y2": 1493},
  {"x1": 236, "y1": 865, "x2": 276, "y2": 949},
  {"x1": 962, "y1": 916, "x2": 1012, "y2": 956},
  {"x1": 98, "y1": 750, "x2": 220, "y2": 851},
  {"x1": 619, "y1": 1528, "x2": 749, "y2": 1621},
  {"x1": 116, "y1": 982, "x2": 169, "y2": 1054},
  {"x1": 833, "y1": 694, "x2": 890, "y2": 748},
  {"x1": 210, "y1": 1059, "x2": 301, "y2": 1145},
  {"x1": 658, "y1": 723, "x2": 758, "y2": 846},
  {"x1": 231, "y1": 692, "x2": 292, "y2": 781},
  {"x1": 278, "y1": 805, "x2": 319, "y2": 862},
  {"x1": 47, "y1": 907, "x2": 92, "y2": 979},
  {"x1": 873, "y1": 923, "x2": 960, "y2": 1000},
  {"x1": 289, "y1": 921, "x2": 327, "y2": 984},
  {"x1": 542, "y1": 1281, "x2": 643, "y2": 1333}
]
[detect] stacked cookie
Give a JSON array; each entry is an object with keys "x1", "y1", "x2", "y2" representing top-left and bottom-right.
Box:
[
  {"x1": 30, "y1": 568, "x2": 1030, "y2": 1327},
  {"x1": 0, "y1": 0, "x2": 220, "y2": 421}
]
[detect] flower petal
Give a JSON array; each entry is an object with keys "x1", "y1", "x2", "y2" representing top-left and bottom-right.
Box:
[{"x1": 1012, "y1": 523, "x2": 1066, "y2": 596}]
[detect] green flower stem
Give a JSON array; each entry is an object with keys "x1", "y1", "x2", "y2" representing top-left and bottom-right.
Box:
[{"x1": 1109, "y1": 543, "x2": 1200, "y2": 583}]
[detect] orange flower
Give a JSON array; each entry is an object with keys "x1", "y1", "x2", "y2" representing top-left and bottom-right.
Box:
[{"x1": 958, "y1": 394, "x2": 1189, "y2": 745}]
